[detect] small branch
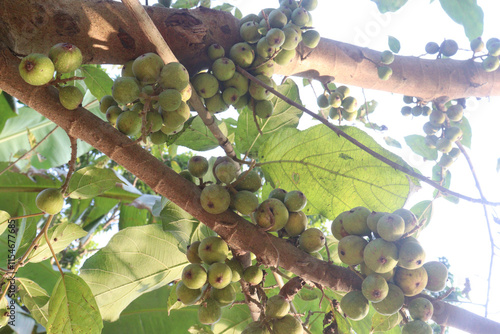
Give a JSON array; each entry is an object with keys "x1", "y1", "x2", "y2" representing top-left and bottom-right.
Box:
[
  {"x1": 236, "y1": 65, "x2": 500, "y2": 207},
  {"x1": 61, "y1": 136, "x2": 78, "y2": 195},
  {"x1": 44, "y1": 228, "x2": 64, "y2": 276},
  {"x1": 120, "y1": 0, "x2": 236, "y2": 158},
  {"x1": 0, "y1": 126, "x2": 59, "y2": 176}
]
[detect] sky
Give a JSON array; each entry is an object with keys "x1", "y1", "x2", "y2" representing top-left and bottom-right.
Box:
[{"x1": 96, "y1": 0, "x2": 500, "y2": 332}]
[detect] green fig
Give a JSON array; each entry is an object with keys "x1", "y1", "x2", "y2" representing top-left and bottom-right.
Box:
[
  {"x1": 132, "y1": 52, "x2": 164, "y2": 84},
  {"x1": 112, "y1": 77, "x2": 140, "y2": 105},
  {"x1": 235, "y1": 169, "x2": 262, "y2": 192},
  {"x1": 377, "y1": 213, "x2": 405, "y2": 242},
  {"x1": 186, "y1": 241, "x2": 203, "y2": 263},
  {"x1": 408, "y1": 297, "x2": 434, "y2": 321},
  {"x1": 208, "y1": 262, "x2": 233, "y2": 289},
  {"x1": 284, "y1": 190, "x2": 307, "y2": 212},
  {"x1": 363, "y1": 238, "x2": 399, "y2": 273},
  {"x1": 338, "y1": 235, "x2": 368, "y2": 266},
  {"x1": 272, "y1": 314, "x2": 303, "y2": 334},
  {"x1": 394, "y1": 266, "x2": 428, "y2": 296},
  {"x1": 266, "y1": 295, "x2": 290, "y2": 319},
  {"x1": 116, "y1": 110, "x2": 142, "y2": 136},
  {"x1": 159, "y1": 62, "x2": 189, "y2": 91},
  {"x1": 36, "y1": 188, "x2": 64, "y2": 215},
  {"x1": 254, "y1": 198, "x2": 289, "y2": 231},
  {"x1": 19, "y1": 53, "x2": 55, "y2": 86},
  {"x1": 243, "y1": 265, "x2": 263, "y2": 285},
  {"x1": 208, "y1": 44, "x2": 225, "y2": 61},
  {"x1": 342, "y1": 206, "x2": 371, "y2": 236},
  {"x1": 198, "y1": 236, "x2": 229, "y2": 264},
  {"x1": 182, "y1": 263, "x2": 207, "y2": 289},
  {"x1": 340, "y1": 290, "x2": 370, "y2": 321},
  {"x1": 231, "y1": 190, "x2": 259, "y2": 215},
  {"x1": 211, "y1": 283, "x2": 236, "y2": 306},
  {"x1": 362, "y1": 274, "x2": 389, "y2": 302},
  {"x1": 198, "y1": 299, "x2": 222, "y2": 324},
  {"x1": 284, "y1": 211, "x2": 308, "y2": 237},
  {"x1": 372, "y1": 283, "x2": 404, "y2": 315},
  {"x1": 397, "y1": 238, "x2": 426, "y2": 269},
  {"x1": 298, "y1": 228, "x2": 325, "y2": 253},
  {"x1": 58, "y1": 85, "x2": 83, "y2": 110},
  {"x1": 402, "y1": 320, "x2": 432, "y2": 334},
  {"x1": 48, "y1": 43, "x2": 82, "y2": 73},
  {"x1": 423, "y1": 261, "x2": 448, "y2": 292},
  {"x1": 176, "y1": 281, "x2": 202, "y2": 305}
]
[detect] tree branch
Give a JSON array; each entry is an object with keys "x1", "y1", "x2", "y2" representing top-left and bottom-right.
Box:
[
  {"x1": 1, "y1": 0, "x2": 499, "y2": 100},
  {"x1": 1, "y1": 47, "x2": 500, "y2": 333}
]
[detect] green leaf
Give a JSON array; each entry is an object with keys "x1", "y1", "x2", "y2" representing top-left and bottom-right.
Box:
[
  {"x1": 16, "y1": 260, "x2": 60, "y2": 293},
  {"x1": 172, "y1": 0, "x2": 199, "y2": 8},
  {"x1": 439, "y1": 0, "x2": 484, "y2": 40},
  {"x1": 371, "y1": 312, "x2": 402, "y2": 332},
  {"x1": 47, "y1": 273, "x2": 103, "y2": 334},
  {"x1": 200, "y1": 0, "x2": 210, "y2": 8},
  {"x1": 259, "y1": 125, "x2": 414, "y2": 220},
  {"x1": 27, "y1": 222, "x2": 87, "y2": 263},
  {"x1": 78, "y1": 65, "x2": 113, "y2": 102},
  {"x1": 384, "y1": 136, "x2": 402, "y2": 148},
  {"x1": 388, "y1": 36, "x2": 401, "y2": 53},
  {"x1": 236, "y1": 79, "x2": 302, "y2": 157},
  {"x1": 67, "y1": 166, "x2": 122, "y2": 199},
  {"x1": 118, "y1": 203, "x2": 148, "y2": 230},
  {"x1": 452, "y1": 116, "x2": 471, "y2": 148},
  {"x1": 0, "y1": 107, "x2": 95, "y2": 169},
  {"x1": 0, "y1": 93, "x2": 16, "y2": 134},
  {"x1": 411, "y1": 200, "x2": 433, "y2": 231},
  {"x1": 175, "y1": 116, "x2": 230, "y2": 151},
  {"x1": 0, "y1": 210, "x2": 11, "y2": 237},
  {"x1": 80, "y1": 225, "x2": 188, "y2": 321},
  {"x1": 102, "y1": 284, "x2": 199, "y2": 333},
  {"x1": 234, "y1": 7, "x2": 243, "y2": 19},
  {"x1": 405, "y1": 135, "x2": 438, "y2": 161},
  {"x1": 17, "y1": 278, "x2": 50, "y2": 327},
  {"x1": 371, "y1": 0, "x2": 408, "y2": 13},
  {"x1": 432, "y1": 165, "x2": 459, "y2": 203}
]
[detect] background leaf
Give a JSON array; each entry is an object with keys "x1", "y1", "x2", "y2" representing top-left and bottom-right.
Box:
[
  {"x1": 371, "y1": 0, "x2": 409, "y2": 13},
  {"x1": 405, "y1": 135, "x2": 438, "y2": 161},
  {"x1": 79, "y1": 225, "x2": 187, "y2": 321},
  {"x1": 79, "y1": 65, "x2": 113, "y2": 102},
  {"x1": 67, "y1": 166, "x2": 122, "y2": 199},
  {"x1": 259, "y1": 125, "x2": 414, "y2": 220},
  {"x1": 47, "y1": 273, "x2": 103, "y2": 334},
  {"x1": 118, "y1": 203, "x2": 149, "y2": 230},
  {"x1": 175, "y1": 116, "x2": 231, "y2": 151},
  {"x1": 439, "y1": 0, "x2": 484, "y2": 39},
  {"x1": 388, "y1": 36, "x2": 401, "y2": 53},
  {"x1": 235, "y1": 79, "x2": 302, "y2": 157},
  {"x1": 17, "y1": 278, "x2": 50, "y2": 327}
]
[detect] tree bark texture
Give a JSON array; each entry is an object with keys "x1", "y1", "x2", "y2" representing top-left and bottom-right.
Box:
[
  {"x1": 1, "y1": 0, "x2": 499, "y2": 101},
  {"x1": 1, "y1": 47, "x2": 499, "y2": 334}
]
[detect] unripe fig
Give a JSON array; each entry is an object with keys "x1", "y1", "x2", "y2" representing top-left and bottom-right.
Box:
[
  {"x1": 249, "y1": 75, "x2": 274, "y2": 101},
  {"x1": 336, "y1": 86, "x2": 350, "y2": 99},
  {"x1": 284, "y1": 211, "x2": 308, "y2": 237},
  {"x1": 162, "y1": 101, "x2": 191, "y2": 128},
  {"x1": 341, "y1": 96, "x2": 358, "y2": 113},
  {"x1": 366, "y1": 211, "x2": 387, "y2": 233},
  {"x1": 423, "y1": 261, "x2": 448, "y2": 292},
  {"x1": 100, "y1": 95, "x2": 118, "y2": 114},
  {"x1": 397, "y1": 238, "x2": 426, "y2": 269},
  {"x1": 243, "y1": 265, "x2": 263, "y2": 285},
  {"x1": 342, "y1": 206, "x2": 371, "y2": 236},
  {"x1": 198, "y1": 236, "x2": 229, "y2": 264},
  {"x1": 231, "y1": 190, "x2": 259, "y2": 215},
  {"x1": 268, "y1": 10, "x2": 287, "y2": 29},
  {"x1": 223, "y1": 72, "x2": 249, "y2": 96},
  {"x1": 440, "y1": 39, "x2": 458, "y2": 57},
  {"x1": 225, "y1": 258, "x2": 244, "y2": 282},
  {"x1": 176, "y1": 281, "x2": 202, "y2": 305},
  {"x1": 205, "y1": 93, "x2": 229, "y2": 113},
  {"x1": 215, "y1": 160, "x2": 239, "y2": 184},
  {"x1": 182, "y1": 263, "x2": 207, "y2": 289},
  {"x1": 268, "y1": 188, "x2": 287, "y2": 202},
  {"x1": 106, "y1": 106, "x2": 122, "y2": 126},
  {"x1": 235, "y1": 170, "x2": 262, "y2": 192},
  {"x1": 377, "y1": 66, "x2": 393, "y2": 80},
  {"x1": 36, "y1": 188, "x2": 64, "y2": 215},
  {"x1": 337, "y1": 235, "x2": 367, "y2": 266},
  {"x1": 394, "y1": 266, "x2": 428, "y2": 296},
  {"x1": 211, "y1": 283, "x2": 236, "y2": 306},
  {"x1": 408, "y1": 297, "x2": 434, "y2": 321},
  {"x1": 158, "y1": 89, "x2": 182, "y2": 112},
  {"x1": 266, "y1": 295, "x2": 290, "y2": 319},
  {"x1": 58, "y1": 86, "x2": 83, "y2": 110},
  {"x1": 331, "y1": 211, "x2": 350, "y2": 240},
  {"x1": 425, "y1": 42, "x2": 440, "y2": 54},
  {"x1": 284, "y1": 190, "x2": 307, "y2": 212},
  {"x1": 132, "y1": 52, "x2": 164, "y2": 84},
  {"x1": 402, "y1": 320, "x2": 432, "y2": 334},
  {"x1": 412, "y1": 105, "x2": 423, "y2": 116},
  {"x1": 112, "y1": 77, "x2": 140, "y2": 105},
  {"x1": 328, "y1": 92, "x2": 343, "y2": 108},
  {"x1": 159, "y1": 62, "x2": 190, "y2": 91},
  {"x1": 372, "y1": 283, "x2": 404, "y2": 315},
  {"x1": 360, "y1": 262, "x2": 395, "y2": 281},
  {"x1": 222, "y1": 87, "x2": 240, "y2": 105},
  {"x1": 198, "y1": 299, "x2": 222, "y2": 325},
  {"x1": 48, "y1": 43, "x2": 82, "y2": 73},
  {"x1": 436, "y1": 138, "x2": 453, "y2": 153},
  {"x1": 212, "y1": 57, "x2": 236, "y2": 81},
  {"x1": 186, "y1": 241, "x2": 203, "y2": 263},
  {"x1": 301, "y1": 0, "x2": 318, "y2": 11},
  {"x1": 298, "y1": 228, "x2": 325, "y2": 253},
  {"x1": 19, "y1": 53, "x2": 55, "y2": 86},
  {"x1": 240, "y1": 21, "x2": 262, "y2": 44},
  {"x1": 254, "y1": 198, "x2": 289, "y2": 231},
  {"x1": 317, "y1": 94, "x2": 329, "y2": 109},
  {"x1": 229, "y1": 42, "x2": 255, "y2": 68},
  {"x1": 429, "y1": 109, "x2": 446, "y2": 126},
  {"x1": 363, "y1": 238, "x2": 399, "y2": 273},
  {"x1": 208, "y1": 44, "x2": 225, "y2": 61},
  {"x1": 213, "y1": 156, "x2": 240, "y2": 183},
  {"x1": 272, "y1": 314, "x2": 303, "y2": 334},
  {"x1": 302, "y1": 30, "x2": 320, "y2": 48},
  {"x1": 121, "y1": 60, "x2": 135, "y2": 77},
  {"x1": 380, "y1": 50, "x2": 394, "y2": 65},
  {"x1": 116, "y1": 110, "x2": 142, "y2": 136},
  {"x1": 266, "y1": 28, "x2": 286, "y2": 47},
  {"x1": 255, "y1": 100, "x2": 274, "y2": 118},
  {"x1": 423, "y1": 121, "x2": 441, "y2": 135},
  {"x1": 281, "y1": 27, "x2": 300, "y2": 50},
  {"x1": 446, "y1": 104, "x2": 463, "y2": 122},
  {"x1": 291, "y1": 7, "x2": 309, "y2": 27},
  {"x1": 362, "y1": 274, "x2": 389, "y2": 302},
  {"x1": 242, "y1": 321, "x2": 271, "y2": 334},
  {"x1": 483, "y1": 55, "x2": 500, "y2": 72},
  {"x1": 188, "y1": 156, "x2": 209, "y2": 178},
  {"x1": 208, "y1": 262, "x2": 233, "y2": 289},
  {"x1": 340, "y1": 290, "x2": 370, "y2": 320},
  {"x1": 392, "y1": 208, "x2": 418, "y2": 235},
  {"x1": 377, "y1": 213, "x2": 405, "y2": 242},
  {"x1": 470, "y1": 37, "x2": 485, "y2": 53},
  {"x1": 192, "y1": 72, "x2": 219, "y2": 99}
]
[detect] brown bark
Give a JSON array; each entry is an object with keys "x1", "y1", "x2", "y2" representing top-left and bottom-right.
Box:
[
  {"x1": 1, "y1": 0, "x2": 500, "y2": 100},
  {"x1": 1, "y1": 47, "x2": 499, "y2": 334}
]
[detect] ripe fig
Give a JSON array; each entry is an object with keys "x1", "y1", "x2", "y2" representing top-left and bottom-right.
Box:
[
  {"x1": 36, "y1": 188, "x2": 64, "y2": 215},
  {"x1": 198, "y1": 236, "x2": 229, "y2": 264},
  {"x1": 19, "y1": 53, "x2": 55, "y2": 86}
]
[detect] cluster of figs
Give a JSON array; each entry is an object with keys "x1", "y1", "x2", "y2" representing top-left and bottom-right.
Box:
[{"x1": 332, "y1": 207, "x2": 448, "y2": 333}]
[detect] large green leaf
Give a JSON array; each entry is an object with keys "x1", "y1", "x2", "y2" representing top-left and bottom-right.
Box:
[
  {"x1": 259, "y1": 125, "x2": 414, "y2": 220},
  {"x1": 79, "y1": 224, "x2": 188, "y2": 321},
  {"x1": 46, "y1": 273, "x2": 103, "y2": 334},
  {"x1": 118, "y1": 203, "x2": 148, "y2": 230},
  {"x1": 0, "y1": 107, "x2": 94, "y2": 169},
  {"x1": 235, "y1": 79, "x2": 302, "y2": 157},
  {"x1": 17, "y1": 278, "x2": 50, "y2": 327},
  {"x1": 102, "y1": 284, "x2": 199, "y2": 333},
  {"x1": 67, "y1": 166, "x2": 122, "y2": 199},
  {"x1": 175, "y1": 116, "x2": 232, "y2": 151},
  {"x1": 27, "y1": 222, "x2": 87, "y2": 263},
  {"x1": 16, "y1": 260, "x2": 60, "y2": 293},
  {"x1": 439, "y1": 0, "x2": 484, "y2": 40},
  {"x1": 0, "y1": 93, "x2": 16, "y2": 134}
]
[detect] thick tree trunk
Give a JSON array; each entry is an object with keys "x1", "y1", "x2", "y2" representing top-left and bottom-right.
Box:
[
  {"x1": 1, "y1": 47, "x2": 499, "y2": 334},
  {"x1": 1, "y1": 0, "x2": 499, "y2": 100}
]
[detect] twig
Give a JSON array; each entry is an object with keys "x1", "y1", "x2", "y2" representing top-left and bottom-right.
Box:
[
  {"x1": 0, "y1": 126, "x2": 59, "y2": 176},
  {"x1": 61, "y1": 136, "x2": 78, "y2": 195},
  {"x1": 120, "y1": 0, "x2": 236, "y2": 159},
  {"x1": 456, "y1": 141, "x2": 495, "y2": 317},
  {"x1": 236, "y1": 65, "x2": 500, "y2": 207},
  {"x1": 44, "y1": 228, "x2": 64, "y2": 276}
]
